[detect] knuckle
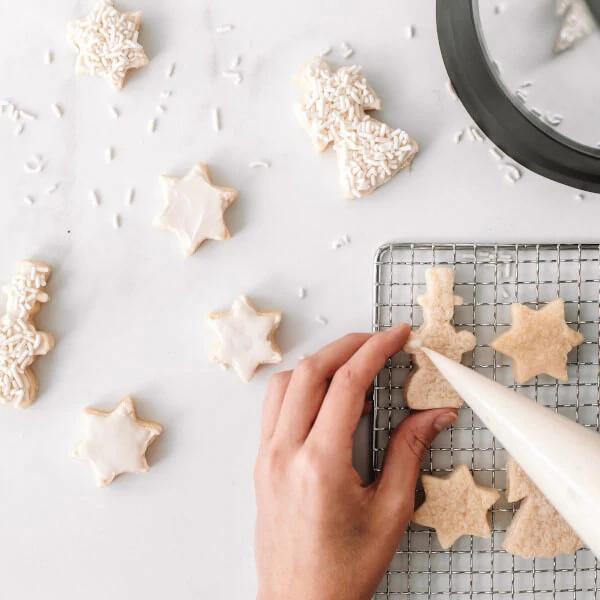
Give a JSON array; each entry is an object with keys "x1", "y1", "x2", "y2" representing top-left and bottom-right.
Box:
[
  {"x1": 333, "y1": 363, "x2": 358, "y2": 388},
  {"x1": 295, "y1": 356, "x2": 320, "y2": 379},
  {"x1": 268, "y1": 370, "x2": 291, "y2": 391},
  {"x1": 405, "y1": 429, "x2": 430, "y2": 462},
  {"x1": 295, "y1": 448, "x2": 327, "y2": 488},
  {"x1": 254, "y1": 445, "x2": 285, "y2": 484}
]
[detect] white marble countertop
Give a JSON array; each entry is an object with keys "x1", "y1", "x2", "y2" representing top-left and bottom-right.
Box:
[{"x1": 0, "y1": 1, "x2": 598, "y2": 598}]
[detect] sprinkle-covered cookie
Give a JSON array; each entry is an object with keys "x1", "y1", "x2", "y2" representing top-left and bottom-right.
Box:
[
  {"x1": 412, "y1": 464, "x2": 500, "y2": 549},
  {"x1": 503, "y1": 457, "x2": 581, "y2": 558},
  {"x1": 492, "y1": 299, "x2": 583, "y2": 383},
  {"x1": 405, "y1": 267, "x2": 476, "y2": 409}
]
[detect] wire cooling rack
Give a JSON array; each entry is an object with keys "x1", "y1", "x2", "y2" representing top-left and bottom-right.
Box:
[{"x1": 372, "y1": 243, "x2": 600, "y2": 600}]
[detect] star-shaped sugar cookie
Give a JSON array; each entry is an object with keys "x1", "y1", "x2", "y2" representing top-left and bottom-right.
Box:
[
  {"x1": 74, "y1": 396, "x2": 162, "y2": 487},
  {"x1": 154, "y1": 162, "x2": 238, "y2": 257},
  {"x1": 492, "y1": 299, "x2": 583, "y2": 384},
  {"x1": 554, "y1": 0, "x2": 595, "y2": 53},
  {"x1": 412, "y1": 464, "x2": 500, "y2": 549},
  {"x1": 207, "y1": 296, "x2": 282, "y2": 382},
  {"x1": 503, "y1": 457, "x2": 581, "y2": 558},
  {"x1": 68, "y1": 0, "x2": 148, "y2": 90}
]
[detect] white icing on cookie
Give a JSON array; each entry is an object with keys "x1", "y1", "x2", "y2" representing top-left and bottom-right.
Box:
[
  {"x1": 74, "y1": 396, "x2": 162, "y2": 487},
  {"x1": 295, "y1": 58, "x2": 419, "y2": 198},
  {"x1": 207, "y1": 296, "x2": 282, "y2": 382},
  {"x1": 154, "y1": 162, "x2": 238, "y2": 257},
  {"x1": 0, "y1": 260, "x2": 54, "y2": 408},
  {"x1": 67, "y1": 0, "x2": 149, "y2": 90}
]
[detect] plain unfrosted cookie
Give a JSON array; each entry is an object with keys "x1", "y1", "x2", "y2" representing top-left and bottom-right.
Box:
[
  {"x1": 294, "y1": 58, "x2": 418, "y2": 199},
  {"x1": 492, "y1": 299, "x2": 583, "y2": 384},
  {"x1": 154, "y1": 162, "x2": 238, "y2": 257},
  {"x1": 207, "y1": 296, "x2": 282, "y2": 382},
  {"x1": 412, "y1": 464, "x2": 500, "y2": 549},
  {"x1": 405, "y1": 267, "x2": 476, "y2": 409},
  {"x1": 503, "y1": 457, "x2": 582, "y2": 558},
  {"x1": 0, "y1": 260, "x2": 54, "y2": 408},
  {"x1": 67, "y1": 0, "x2": 149, "y2": 90},
  {"x1": 74, "y1": 396, "x2": 162, "y2": 487}
]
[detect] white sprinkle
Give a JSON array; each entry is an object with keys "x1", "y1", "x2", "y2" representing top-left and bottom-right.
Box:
[
  {"x1": 316, "y1": 315, "x2": 328, "y2": 325},
  {"x1": 23, "y1": 155, "x2": 44, "y2": 174},
  {"x1": 469, "y1": 126, "x2": 484, "y2": 142},
  {"x1": 446, "y1": 79, "x2": 457, "y2": 100},
  {"x1": 319, "y1": 46, "x2": 332, "y2": 57},
  {"x1": 343, "y1": 233, "x2": 351, "y2": 244},
  {"x1": 212, "y1": 107, "x2": 221, "y2": 132},
  {"x1": 19, "y1": 110, "x2": 36, "y2": 121},
  {"x1": 14, "y1": 123, "x2": 24, "y2": 136},
  {"x1": 515, "y1": 89, "x2": 527, "y2": 103},
  {"x1": 332, "y1": 239, "x2": 343, "y2": 250},
  {"x1": 298, "y1": 287, "x2": 306, "y2": 299},
  {"x1": 230, "y1": 55, "x2": 241, "y2": 69},
  {"x1": 166, "y1": 63, "x2": 176, "y2": 78},
  {"x1": 575, "y1": 192, "x2": 585, "y2": 202},
  {"x1": 45, "y1": 182, "x2": 60, "y2": 195},
  {"x1": 156, "y1": 105, "x2": 166, "y2": 114},
  {"x1": 502, "y1": 163, "x2": 522, "y2": 183},
  {"x1": 109, "y1": 105, "x2": 120, "y2": 119},
  {"x1": 125, "y1": 188, "x2": 135, "y2": 206},
  {"x1": 23, "y1": 195, "x2": 34, "y2": 206},
  {"x1": 222, "y1": 70, "x2": 242, "y2": 84},
  {"x1": 530, "y1": 107, "x2": 542, "y2": 118},
  {"x1": 89, "y1": 189, "x2": 100, "y2": 206},
  {"x1": 148, "y1": 118, "x2": 157, "y2": 133},
  {"x1": 112, "y1": 213, "x2": 121, "y2": 229},
  {"x1": 216, "y1": 23, "x2": 234, "y2": 33},
  {"x1": 494, "y1": 4, "x2": 505, "y2": 14},
  {"x1": 249, "y1": 160, "x2": 271, "y2": 169},
  {"x1": 544, "y1": 113, "x2": 563, "y2": 127},
  {"x1": 44, "y1": 50, "x2": 54, "y2": 65},
  {"x1": 105, "y1": 146, "x2": 114, "y2": 162},
  {"x1": 519, "y1": 81, "x2": 533, "y2": 88},
  {"x1": 51, "y1": 103, "x2": 63, "y2": 118},
  {"x1": 161, "y1": 90, "x2": 172, "y2": 98},
  {"x1": 489, "y1": 147, "x2": 503, "y2": 160},
  {"x1": 453, "y1": 130, "x2": 464, "y2": 144},
  {"x1": 340, "y1": 41, "x2": 354, "y2": 58},
  {"x1": 406, "y1": 25, "x2": 415, "y2": 39}
]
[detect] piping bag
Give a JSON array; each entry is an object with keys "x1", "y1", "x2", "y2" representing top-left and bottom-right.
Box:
[{"x1": 422, "y1": 347, "x2": 600, "y2": 558}]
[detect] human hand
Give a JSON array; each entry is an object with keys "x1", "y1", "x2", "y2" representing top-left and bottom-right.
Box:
[{"x1": 254, "y1": 325, "x2": 457, "y2": 600}]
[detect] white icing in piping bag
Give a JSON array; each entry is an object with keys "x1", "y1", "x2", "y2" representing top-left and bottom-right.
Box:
[{"x1": 422, "y1": 347, "x2": 600, "y2": 559}]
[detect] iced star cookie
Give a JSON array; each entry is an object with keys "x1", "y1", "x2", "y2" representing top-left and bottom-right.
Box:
[
  {"x1": 405, "y1": 267, "x2": 476, "y2": 409},
  {"x1": 492, "y1": 299, "x2": 583, "y2": 384},
  {"x1": 503, "y1": 457, "x2": 581, "y2": 558},
  {"x1": 207, "y1": 296, "x2": 282, "y2": 382},
  {"x1": 554, "y1": 0, "x2": 595, "y2": 53},
  {"x1": 67, "y1": 0, "x2": 149, "y2": 90},
  {"x1": 154, "y1": 162, "x2": 238, "y2": 257},
  {"x1": 0, "y1": 260, "x2": 54, "y2": 408},
  {"x1": 412, "y1": 464, "x2": 500, "y2": 549},
  {"x1": 294, "y1": 58, "x2": 418, "y2": 199},
  {"x1": 74, "y1": 396, "x2": 162, "y2": 487}
]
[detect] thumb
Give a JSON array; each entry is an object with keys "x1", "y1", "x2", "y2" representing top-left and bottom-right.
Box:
[{"x1": 374, "y1": 408, "x2": 457, "y2": 520}]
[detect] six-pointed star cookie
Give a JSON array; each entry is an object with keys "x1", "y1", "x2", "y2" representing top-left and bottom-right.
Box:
[
  {"x1": 154, "y1": 162, "x2": 238, "y2": 256},
  {"x1": 492, "y1": 299, "x2": 583, "y2": 384},
  {"x1": 207, "y1": 296, "x2": 282, "y2": 382},
  {"x1": 67, "y1": 0, "x2": 149, "y2": 90},
  {"x1": 412, "y1": 464, "x2": 500, "y2": 549},
  {"x1": 74, "y1": 396, "x2": 162, "y2": 487}
]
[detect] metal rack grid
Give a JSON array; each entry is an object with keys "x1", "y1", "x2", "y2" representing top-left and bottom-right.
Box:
[{"x1": 372, "y1": 243, "x2": 600, "y2": 600}]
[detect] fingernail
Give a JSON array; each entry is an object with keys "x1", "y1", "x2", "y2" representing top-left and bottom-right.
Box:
[{"x1": 433, "y1": 411, "x2": 457, "y2": 432}]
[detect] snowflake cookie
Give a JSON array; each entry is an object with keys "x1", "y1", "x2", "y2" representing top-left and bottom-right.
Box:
[
  {"x1": 0, "y1": 260, "x2": 54, "y2": 408},
  {"x1": 68, "y1": 0, "x2": 149, "y2": 90},
  {"x1": 294, "y1": 58, "x2": 419, "y2": 198}
]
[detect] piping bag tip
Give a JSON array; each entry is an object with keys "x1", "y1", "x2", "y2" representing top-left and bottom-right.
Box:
[{"x1": 421, "y1": 347, "x2": 600, "y2": 559}]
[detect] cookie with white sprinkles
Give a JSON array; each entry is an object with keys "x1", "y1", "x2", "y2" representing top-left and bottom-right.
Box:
[
  {"x1": 295, "y1": 58, "x2": 418, "y2": 198},
  {"x1": 67, "y1": 0, "x2": 149, "y2": 90},
  {"x1": 0, "y1": 260, "x2": 54, "y2": 408}
]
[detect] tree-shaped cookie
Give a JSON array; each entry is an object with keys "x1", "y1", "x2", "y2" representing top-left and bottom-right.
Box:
[
  {"x1": 0, "y1": 260, "x2": 54, "y2": 408},
  {"x1": 405, "y1": 267, "x2": 476, "y2": 409},
  {"x1": 412, "y1": 464, "x2": 500, "y2": 549},
  {"x1": 503, "y1": 457, "x2": 581, "y2": 558},
  {"x1": 492, "y1": 299, "x2": 583, "y2": 384},
  {"x1": 295, "y1": 58, "x2": 419, "y2": 199}
]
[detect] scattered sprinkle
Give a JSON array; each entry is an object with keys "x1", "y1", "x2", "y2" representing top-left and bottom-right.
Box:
[
  {"x1": 166, "y1": 62, "x2": 176, "y2": 78},
  {"x1": 316, "y1": 315, "x2": 328, "y2": 325},
  {"x1": 222, "y1": 70, "x2": 242, "y2": 85},
  {"x1": 331, "y1": 234, "x2": 351, "y2": 250},
  {"x1": 340, "y1": 41, "x2": 354, "y2": 59},
  {"x1": 453, "y1": 130, "x2": 464, "y2": 144},
  {"x1": 45, "y1": 182, "x2": 60, "y2": 195},
  {"x1": 575, "y1": 192, "x2": 585, "y2": 202},
  {"x1": 249, "y1": 160, "x2": 271, "y2": 169},
  {"x1": 160, "y1": 90, "x2": 172, "y2": 98},
  {"x1": 502, "y1": 163, "x2": 522, "y2": 183},
  {"x1": 148, "y1": 118, "x2": 157, "y2": 133},
  {"x1": 89, "y1": 189, "x2": 100, "y2": 206},
  {"x1": 446, "y1": 79, "x2": 457, "y2": 100},
  {"x1": 544, "y1": 113, "x2": 563, "y2": 127},
  {"x1": 14, "y1": 123, "x2": 24, "y2": 136},
  {"x1": 519, "y1": 81, "x2": 533, "y2": 88},
  {"x1": 105, "y1": 146, "x2": 114, "y2": 162},
  {"x1": 44, "y1": 50, "x2": 54, "y2": 65},
  {"x1": 23, "y1": 154, "x2": 44, "y2": 174},
  {"x1": 489, "y1": 147, "x2": 503, "y2": 160},
  {"x1": 212, "y1": 107, "x2": 221, "y2": 132},
  {"x1": 109, "y1": 105, "x2": 120, "y2": 119},
  {"x1": 406, "y1": 25, "x2": 415, "y2": 39},
  {"x1": 156, "y1": 105, "x2": 166, "y2": 114},
  {"x1": 23, "y1": 195, "x2": 34, "y2": 206},
  {"x1": 319, "y1": 46, "x2": 332, "y2": 57},
  {"x1": 494, "y1": 4, "x2": 505, "y2": 14},
  {"x1": 216, "y1": 23, "x2": 234, "y2": 33},
  {"x1": 112, "y1": 213, "x2": 121, "y2": 229},
  {"x1": 298, "y1": 287, "x2": 306, "y2": 299},
  {"x1": 51, "y1": 103, "x2": 63, "y2": 118},
  {"x1": 515, "y1": 89, "x2": 527, "y2": 103},
  {"x1": 125, "y1": 188, "x2": 135, "y2": 206},
  {"x1": 469, "y1": 126, "x2": 484, "y2": 142},
  {"x1": 530, "y1": 107, "x2": 542, "y2": 118},
  {"x1": 230, "y1": 55, "x2": 241, "y2": 69}
]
